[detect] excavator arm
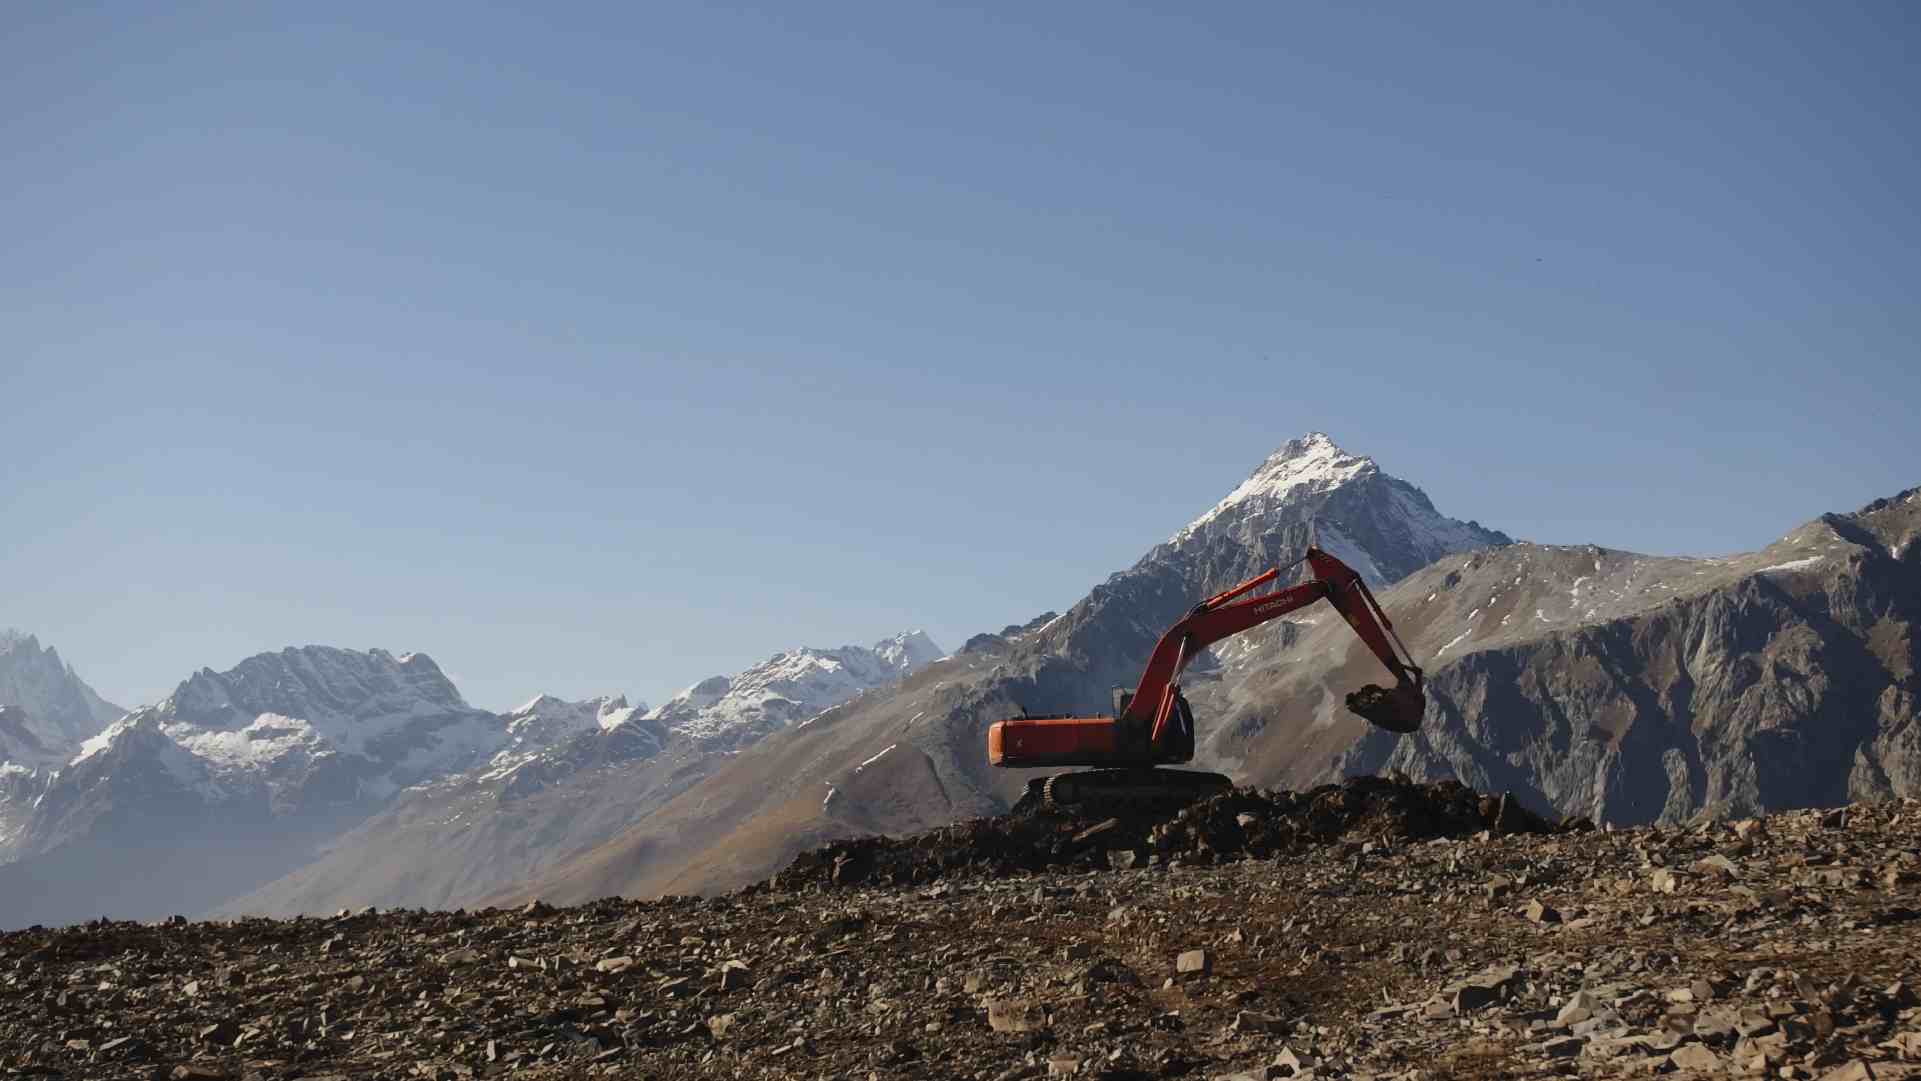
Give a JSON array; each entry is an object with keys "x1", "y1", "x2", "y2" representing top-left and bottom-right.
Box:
[
  {"x1": 985, "y1": 546, "x2": 1424, "y2": 775},
  {"x1": 1126, "y1": 547, "x2": 1425, "y2": 746}
]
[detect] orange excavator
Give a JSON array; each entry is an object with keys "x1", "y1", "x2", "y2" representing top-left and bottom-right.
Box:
[{"x1": 988, "y1": 547, "x2": 1425, "y2": 809}]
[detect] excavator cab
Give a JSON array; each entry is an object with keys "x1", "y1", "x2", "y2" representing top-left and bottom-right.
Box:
[
  {"x1": 1110, "y1": 686, "x2": 1192, "y2": 761},
  {"x1": 1163, "y1": 690, "x2": 1196, "y2": 760}
]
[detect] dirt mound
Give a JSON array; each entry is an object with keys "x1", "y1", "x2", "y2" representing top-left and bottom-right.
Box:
[{"x1": 775, "y1": 775, "x2": 1581, "y2": 891}]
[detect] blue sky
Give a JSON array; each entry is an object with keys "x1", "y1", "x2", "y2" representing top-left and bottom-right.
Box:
[{"x1": 5, "y1": 2, "x2": 1917, "y2": 711}]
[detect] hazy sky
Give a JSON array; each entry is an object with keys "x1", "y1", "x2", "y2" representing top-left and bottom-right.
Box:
[{"x1": 6, "y1": 2, "x2": 1917, "y2": 712}]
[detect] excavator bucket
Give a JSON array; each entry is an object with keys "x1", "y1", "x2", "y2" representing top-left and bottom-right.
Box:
[{"x1": 1345, "y1": 679, "x2": 1425, "y2": 733}]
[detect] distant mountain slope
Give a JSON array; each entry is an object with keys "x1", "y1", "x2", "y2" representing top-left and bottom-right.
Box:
[
  {"x1": 219, "y1": 631, "x2": 944, "y2": 918},
  {"x1": 502, "y1": 433, "x2": 1513, "y2": 904},
  {"x1": 215, "y1": 695, "x2": 684, "y2": 917}
]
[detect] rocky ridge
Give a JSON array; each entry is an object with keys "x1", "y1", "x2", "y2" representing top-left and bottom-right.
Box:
[
  {"x1": 500, "y1": 695, "x2": 650, "y2": 760},
  {"x1": 3, "y1": 782, "x2": 1917, "y2": 1081}
]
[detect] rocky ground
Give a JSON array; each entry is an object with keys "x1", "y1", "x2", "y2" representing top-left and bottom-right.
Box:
[{"x1": 3, "y1": 776, "x2": 1919, "y2": 1081}]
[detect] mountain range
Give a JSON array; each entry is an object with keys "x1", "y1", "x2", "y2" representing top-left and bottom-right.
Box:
[
  {"x1": 2, "y1": 432, "x2": 1915, "y2": 928},
  {"x1": 0, "y1": 631, "x2": 943, "y2": 927},
  {"x1": 217, "y1": 630, "x2": 943, "y2": 917}
]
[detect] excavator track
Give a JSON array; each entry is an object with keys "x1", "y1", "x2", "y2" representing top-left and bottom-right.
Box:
[{"x1": 1041, "y1": 768, "x2": 1231, "y2": 814}]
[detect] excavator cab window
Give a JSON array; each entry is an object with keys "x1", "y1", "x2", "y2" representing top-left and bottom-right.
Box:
[
  {"x1": 1165, "y1": 690, "x2": 1196, "y2": 761},
  {"x1": 1113, "y1": 688, "x2": 1133, "y2": 716}
]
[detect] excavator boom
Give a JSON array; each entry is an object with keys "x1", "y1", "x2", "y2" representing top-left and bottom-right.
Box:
[{"x1": 988, "y1": 547, "x2": 1424, "y2": 786}]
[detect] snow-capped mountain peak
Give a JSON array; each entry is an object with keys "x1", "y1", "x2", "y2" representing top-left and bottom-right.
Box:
[
  {"x1": 39, "y1": 645, "x2": 508, "y2": 823},
  {"x1": 509, "y1": 692, "x2": 637, "y2": 725},
  {"x1": 646, "y1": 631, "x2": 945, "y2": 747},
  {"x1": 872, "y1": 630, "x2": 943, "y2": 671},
  {"x1": 596, "y1": 698, "x2": 647, "y2": 731},
  {"x1": 502, "y1": 693, "x2": 647, "y2": 750},
  {"x1": 1175, "y1": 432, "x2": 1376, "y2": 541},
  {"x1": 1149, "y1": 433, "x2": 1510, "y2": 590},
  {"x1": 71, "y1": 713, "x2": 139, "y2": 765}
]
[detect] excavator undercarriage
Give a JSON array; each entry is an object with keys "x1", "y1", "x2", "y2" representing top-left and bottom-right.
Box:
[
  {"x1": 1019, "y1": 767, "x2": 1233, "y2": 815},
  {"x1": 990, "y1": 547, "x2": 1425, "y2": 812}
]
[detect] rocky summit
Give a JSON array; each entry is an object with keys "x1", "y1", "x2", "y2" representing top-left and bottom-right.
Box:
[{"x1": 4, "y1": 782, "x2": 1918, "y2": 1081}]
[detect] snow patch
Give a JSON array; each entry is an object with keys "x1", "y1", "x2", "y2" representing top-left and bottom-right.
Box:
[
  {"x1": 1758, "y1": 556, "x2": 1824, "y2": 575},
  {"x1": 854, "y1": 743, "x2": 898, "y2": 772},
  {"x1": 648, "y1": 633, "x2": 941, "y2": 743},
  {"x1": 1317, "y1": 523, "x2": 1386, "y2": 585},
  {"x1": 71, "y1": 720, "x2": 131, "y2": 765},
  {"x1": 1173, "y1": 433, "x2": 1374, "y2": 540},
  {"x1": 164, "y1": 713, "x2": 321, "y2": 769}
]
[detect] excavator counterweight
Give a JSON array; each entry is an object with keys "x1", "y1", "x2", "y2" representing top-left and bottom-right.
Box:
[{"x1": 988, "y1": 546, "x2": 1424, "y2": 810}]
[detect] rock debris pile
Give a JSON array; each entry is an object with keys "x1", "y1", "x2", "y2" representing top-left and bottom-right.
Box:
[
  {"x1": 779, "y1": 776, "x2": 1568, "y2": 890},
  {"x1": 2, "y1": 786, "x2": 1918, "y2": 1081}
]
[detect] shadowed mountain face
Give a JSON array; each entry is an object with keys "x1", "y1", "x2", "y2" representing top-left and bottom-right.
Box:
[
  {"x1": 498, "y1": 434, "x2": 1520, "y2": 905},
  {"x1": 1297, "y1": 487, "x2": 1921, "y2": 825},
  {"x1": 1180, "y1": 490, "x2": 1917, "y2": 829}
]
